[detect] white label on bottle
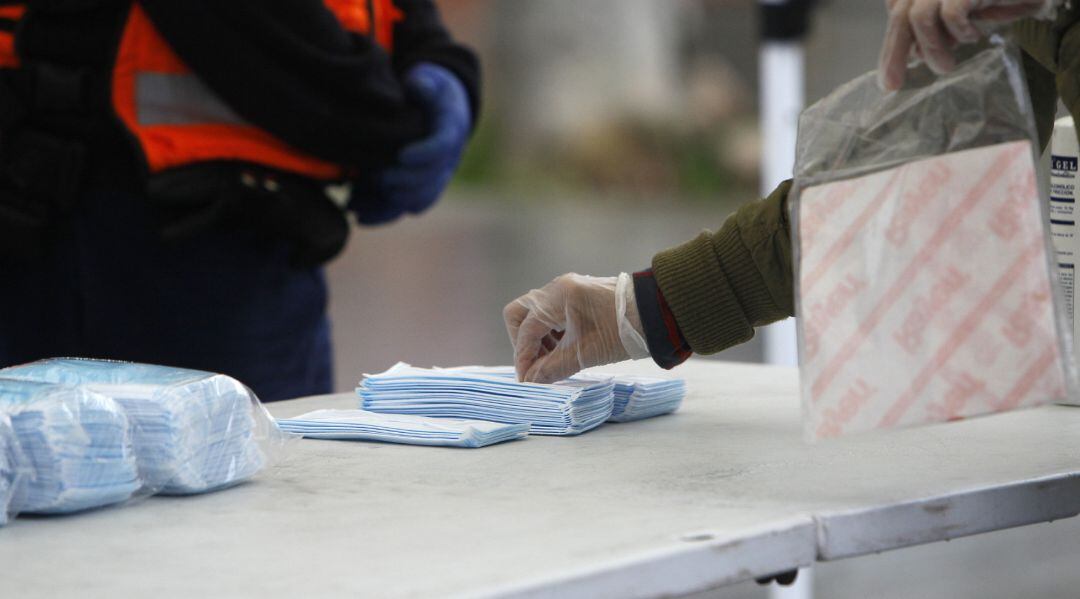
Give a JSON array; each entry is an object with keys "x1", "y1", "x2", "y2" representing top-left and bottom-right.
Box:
[
  {"x1": 1051, "y1": 116, "x2": 1080, "y2": 396},
  {"x1": 1050, "y1": 151, "x2": 1077, "y2": 323}
]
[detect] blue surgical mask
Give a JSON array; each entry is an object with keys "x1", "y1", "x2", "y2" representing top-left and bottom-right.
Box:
[
  {"x1": 277, "y1": 409, "x2": 529, "y2": 448},
  {"x1": 358, "y1": 363, "x2": 615, "y2": 436}
]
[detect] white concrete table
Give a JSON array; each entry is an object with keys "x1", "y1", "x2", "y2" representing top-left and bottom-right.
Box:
[{"x1": 2, "y1": 360, "x2": 1079, "y2": 598}]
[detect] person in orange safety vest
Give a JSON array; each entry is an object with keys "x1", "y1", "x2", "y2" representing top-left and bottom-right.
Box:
[{"x1": 0, "y1": 0, "x2": 480, "y2": 401}]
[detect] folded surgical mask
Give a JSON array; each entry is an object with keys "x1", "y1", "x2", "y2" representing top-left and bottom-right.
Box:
[
  {"x1": 578, "y1": 374, "x2": 686, "y2": 422},
  {"x1": 358, "y1": 363, "x2": 615, "y2": 435},
  {"x1": 1, "y1": 359, "x2": 273, "y2": 495},
  {"x1": 0, "y1": 378, "x2": 141, "y2": 516},
  {"x1": 450, "y1": 367, "x2": 686, "y2": 423},
  {"x1": 277, "y1": 409, "x2": 529, "y2": 448}
]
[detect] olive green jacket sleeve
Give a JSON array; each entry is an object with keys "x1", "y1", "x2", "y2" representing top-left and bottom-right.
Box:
[
  {"x1": 651, "y1": 180, "x2": 793, "y2": 354},
  {"x1": 1014, "y1": 2, "x2": 1080, "y2": 150},
  {"x1": 652, "y1": 12, "x2": 1079, "y2": 356}
]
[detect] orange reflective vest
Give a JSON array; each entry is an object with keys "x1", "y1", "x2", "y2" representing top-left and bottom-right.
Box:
[{"x1": 0, "y1": 0, "x2": 404, "y2": 182}]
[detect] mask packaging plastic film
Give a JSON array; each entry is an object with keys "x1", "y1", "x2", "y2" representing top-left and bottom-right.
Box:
[
  {"x1": 0, "y1": 379, "x2": 141, "y2": 521},
  {"x1": 1, "y1": 358, "x2": 290, "y2": 495},
  {"x1": 278, "y1": 410, "x2": 530, "y2": 448},
  {"x1": 791, "y1": 41, "x2": 1077, "y2": 440}
]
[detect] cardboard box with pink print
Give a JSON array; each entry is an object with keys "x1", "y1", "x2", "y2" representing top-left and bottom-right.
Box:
[{"x1": 791, "y1": 42, "x2": 1076, "y2": 439}]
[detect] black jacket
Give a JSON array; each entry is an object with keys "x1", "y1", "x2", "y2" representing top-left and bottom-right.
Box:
[{"x1": 141, "y1": 0, "x2": 481, "y2": 170}]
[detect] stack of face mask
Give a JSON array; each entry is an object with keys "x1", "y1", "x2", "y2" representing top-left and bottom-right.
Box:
[
  {"x1": 277, "y1": 409, "x2": 530, "y2": 448},
  {"x1": 1, "y1": 359, "x2": 266, "y2": 495},
  {"x1": 0, "y1": 379, "x2": 141, "y2": 515},
  {"x1": 591, "y1": 375, "x2": 686, "y2": 423},
  {"x1": 460, "y1": 368, "x2": 687, "y2": 423},
  {"x1": 358, "y1": 363, "x2": 615, "y2": 435}
]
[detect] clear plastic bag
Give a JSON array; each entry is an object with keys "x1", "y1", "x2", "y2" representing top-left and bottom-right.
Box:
[
  {"x1": 0, "y1": 358, "x2": 290, "y2": 498},
  {"x1": 791, "y1": 40, "x2": 1077, "y2": 439},
  {"x1": 0, "y1": 379, "x2": 141, "y2": 517},
  {"x1": 0, "y1": 411, "x2": 30, "y2": 525}
]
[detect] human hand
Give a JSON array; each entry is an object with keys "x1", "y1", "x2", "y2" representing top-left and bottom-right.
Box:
[
  {"x1": 503, "y1": 273, "x2": 649, "y2": 384},
  {"x1": 354, "y1": 62, "x2": 471, "y2": 225},
  {"x1": 878, "y1": 0, "x2": 1058, "y2": 90}
]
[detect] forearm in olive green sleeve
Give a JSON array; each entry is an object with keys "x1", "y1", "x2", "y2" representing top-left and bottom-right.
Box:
[
  {"x1": 1022, "y1": 50, "x2": 1058, "y2": 152},
  {"x1": 1013, "y1": 10, "x2": 1080, "y2": 151},
  {"x1": 651, "y1": 180, "x2": 794, "y2": 355}
]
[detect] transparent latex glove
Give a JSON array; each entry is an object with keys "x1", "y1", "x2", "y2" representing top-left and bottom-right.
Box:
[
  {"x1": 503, "y1": 273, "x2": 649, "y2": 384},
  {"x1": 878, "y1": 0, "x2": 1060, "y2": 90}
]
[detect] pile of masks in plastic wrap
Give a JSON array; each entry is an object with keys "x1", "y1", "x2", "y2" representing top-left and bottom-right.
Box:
[
  {"x1": 279, "y1": 363, "x2": 686, "y2": 447},
  {"x1": 0, "y1": 358, "x2": 282, "y2": 525},
  {"x1": 0, "y1": 380, "x2": 141, "y2": 520}
]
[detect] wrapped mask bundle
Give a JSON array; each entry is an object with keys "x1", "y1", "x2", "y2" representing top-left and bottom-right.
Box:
[
  {"x1": 603, "y1": 376, "x2": 686, "y2": 423},
  {"x1": 277, "y1": 410, "x2": 530, "y2": 448},
  {"x1": 358, "y1": 363, "x2": 615, "y2": 435},
  {"x1": 0, "y1": 379, "x2": 141, "y2": 515},
  {"x1": 1, "y1": 359, "x2": 269, "y2": 495},
  {"x1": 0, "y1": 413, "x2": 25, "y2": 525}
]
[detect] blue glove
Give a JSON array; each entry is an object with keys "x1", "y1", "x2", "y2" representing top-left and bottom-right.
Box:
[{"x1": 355, "y1": 63, "x2": 472, "y2": 225}]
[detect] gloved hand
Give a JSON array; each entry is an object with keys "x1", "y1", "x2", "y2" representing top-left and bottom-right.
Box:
[
  {"x1": 878, "y1": 0, "x2": 1059, "y2": 90},
  {"x1": 503, "y1": 273, "x2": 650, "y2": 384},
  {"x1": 354, "y1": 62, "x2": 472, "y2": 225}
]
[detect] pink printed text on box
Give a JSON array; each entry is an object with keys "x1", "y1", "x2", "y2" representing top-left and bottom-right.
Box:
[{"x1": 797, "y1": 141, "x2": 1069, "y2": 439}]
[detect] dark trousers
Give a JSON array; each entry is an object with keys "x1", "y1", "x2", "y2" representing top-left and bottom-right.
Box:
[{"x1": 0, "y1": 189, "x2": 333, "y2": 401}]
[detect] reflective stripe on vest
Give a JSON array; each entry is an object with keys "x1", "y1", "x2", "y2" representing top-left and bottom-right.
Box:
[
  {"x1": 113, "y1": 1, "x2": 403, "y2": 180},
  {"x1": 136, "y1": 72, "x2": 246, "y2": 127}
]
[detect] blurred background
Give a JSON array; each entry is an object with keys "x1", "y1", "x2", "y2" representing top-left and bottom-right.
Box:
[
  {"x1": 329, "y1": 0, "x2": 893, "y2": 389},
  {"x1": 326, "y1": 1, "x2": 1080, "y2": 597}
]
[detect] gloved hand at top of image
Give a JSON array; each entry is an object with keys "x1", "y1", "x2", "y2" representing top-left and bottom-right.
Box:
[
  {"x1": 878, "y1": 0, "x2": 1060, "y2": 90},
  {"x1": 353, "y1": 62, "x2": 472, "y2": 225},
  {"x1": 503, "y1": 273, "x2": 650, "y2": 384}
]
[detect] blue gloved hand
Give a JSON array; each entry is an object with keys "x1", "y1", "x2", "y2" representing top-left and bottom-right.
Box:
[{"x1": 355, "y1": 62, "x2": 472, "y2": 225}]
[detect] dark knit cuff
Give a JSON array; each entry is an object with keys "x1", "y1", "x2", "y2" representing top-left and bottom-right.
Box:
[{"x1": 633, "y1": 270, "x2": 692, "y2": 369}]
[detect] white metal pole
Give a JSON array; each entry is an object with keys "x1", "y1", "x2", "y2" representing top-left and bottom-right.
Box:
[
  {"x1": 759, "y1": 39, "x2": 804, "y2": 368},
  {"x1": 760, "y1": 3, "x2": 813, "y2": 596}
]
